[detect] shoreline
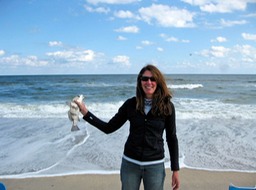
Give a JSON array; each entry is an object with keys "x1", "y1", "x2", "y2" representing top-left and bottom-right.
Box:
[
  {"x1": 1, "y1": 168, "x2": 255, "y2": 190},
  {"x1": 1, "y1": 165, "x2": 256, "y2": 179}
]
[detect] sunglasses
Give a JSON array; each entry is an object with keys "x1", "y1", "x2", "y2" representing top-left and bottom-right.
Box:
[{"x1": 141, "y1": 76, "x2": 156, "y2": 82}]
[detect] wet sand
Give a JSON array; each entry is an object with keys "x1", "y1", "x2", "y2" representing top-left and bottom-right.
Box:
[{"x1": 1, "y1": 168, "x2": 255, "y2": 190}]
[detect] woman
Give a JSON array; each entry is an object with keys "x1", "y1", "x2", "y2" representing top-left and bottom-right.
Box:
[{"x1": 75, "y1": 64, "x2": 180, "y2": 190}]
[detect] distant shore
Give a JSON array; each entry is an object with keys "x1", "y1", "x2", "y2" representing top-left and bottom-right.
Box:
[{"x1": 1, "y1": 168, "x2": 255, "y2": 190}]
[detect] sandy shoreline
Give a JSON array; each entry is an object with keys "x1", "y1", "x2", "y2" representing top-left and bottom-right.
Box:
[{"x1": 1, "y1": 169, "x2": 255, "y2": 190}]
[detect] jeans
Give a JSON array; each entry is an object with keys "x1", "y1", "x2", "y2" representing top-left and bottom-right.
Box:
[{"x1": 120, "y1": 158, "x2": 166, "y2": 190}]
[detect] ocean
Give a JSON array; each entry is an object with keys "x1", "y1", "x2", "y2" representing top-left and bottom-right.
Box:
[{"x1": 0, "y1": 74, "x2": 255, "y2": 178}]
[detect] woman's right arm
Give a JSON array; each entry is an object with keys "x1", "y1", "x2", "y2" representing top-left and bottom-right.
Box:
[{"x1": 75, "y1": 100, "x2": 128, "y2": 134}]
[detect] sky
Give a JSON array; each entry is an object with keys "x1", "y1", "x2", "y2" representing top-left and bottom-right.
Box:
[{"x1": 0, "y1": 0, "x2": 256, "y2": 75}]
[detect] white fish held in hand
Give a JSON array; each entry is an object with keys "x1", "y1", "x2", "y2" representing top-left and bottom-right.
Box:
[{"x1": 68, "y1": 95, "x2": 84, "y2": 131}]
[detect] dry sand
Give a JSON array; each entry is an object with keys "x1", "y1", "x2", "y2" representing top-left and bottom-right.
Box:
[{"x1": 1, "y1": 169, "x2": 255, "y2": 190}]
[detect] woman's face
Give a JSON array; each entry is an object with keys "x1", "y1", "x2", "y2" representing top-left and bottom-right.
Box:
[{"x1": 141, "y1": 70, "x2": 157, "y2": 99}]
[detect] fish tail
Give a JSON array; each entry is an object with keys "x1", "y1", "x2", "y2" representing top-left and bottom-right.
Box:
[{"x1": 71, "y1": 125, "x2": 80, "y2": 132}]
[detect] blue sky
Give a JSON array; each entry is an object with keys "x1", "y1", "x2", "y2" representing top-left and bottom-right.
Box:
[{"x1": 0, "y1": 0, "x2": 256, "y2": 75}]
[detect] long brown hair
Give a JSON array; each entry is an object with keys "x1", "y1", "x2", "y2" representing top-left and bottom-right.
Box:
[{"x1": 136, "y1": 64, "x2": 173, "y2": 116}]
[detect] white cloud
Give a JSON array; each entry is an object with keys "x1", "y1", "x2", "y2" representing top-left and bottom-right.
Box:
[
  {"x1": 114, "y1": 10, "x2": 137, "y2": 19},
  {"x1": 211, "y1": 36, "x2": 227, "y2": 43},
  {"x1": 200, "y1": 1, "x2": 246, "y2": 13},
  {"x1": 117, "y1": 35, "x2": 127, "y2": 40},
  {"x1": 242, "y1": 33, "x2": 256, "y2": 41},
  {"x1": 242, "y1": 13, "x2": 256, "y2": 18},
  {"x1": 220, "y1": 19, "x2": 247, "y2": 27},
  {"x1": 216, "y1": 36, "x2": 227, "y2": 42},
  {"x1": 112, "y1": 55, "x2": 130, "y2": 66},
  {"x1": 46, "y1": 51, "x2": 73, "y2": 59},
  {"x1": 181, "y1": 39, "x2": 190, "y2": 43},
  {"x1": 86, "y1": 0, "x2": 139, "y2": 5},
  {"x1": 0, "y1": 55, "x2": 48, "y2": 66},
  {"x1": 200, "y1": 46, "x2": 230, "y2": 57},
  {"x1": 115, "y1": 25, "x2": 139, "y2": 33},
  {"x1": 191, "y1": 44, "x2": 256, "y2": 73},
  {"x1": 160, "y1": 33, "x2": 189, "y2": 43},
  {"x1": 25, "y1": 56, "x2": 48, "y2": 66},
  {"x1": 141, "y1": 40, "x2": 153, "y2": 46},
  {"x1": 234, "y1": 44, "x2": 256, "y2": 63},
  {"x1": 165, "y1": 36, "x2": 178, "y2": 42},
  {"x1": 138, "y1": 4, "x2": 195, "y2": 28},
  {"x1": 46, "y1": 50, "x2": 95, "y2": 62},
  {"x1": 75, "y1": 50, "x2": 95, "y2": 62},
  {"x1": 48, "y1": 41, "x2": 63, "y2": 47},
  {"x1": 211, "y1": 46, "x2": 230, "y2": 57},
  {"x1": 84, "y1": 5, "x2": 110, "y2": 14},
  {"x1": 157, "y1": 47, "x2": 164, "y2": 52},
  {"x1": 0, "y1": 50, "x2": 5, "y2": 56},
  {"x1": 181, "y1": 0, "x2": 253, "y2": 13}
]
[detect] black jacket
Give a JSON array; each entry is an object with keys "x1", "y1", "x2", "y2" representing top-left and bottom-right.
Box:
[{"x1": 83, "y1": 97, "x2": 179, "y2": 171}]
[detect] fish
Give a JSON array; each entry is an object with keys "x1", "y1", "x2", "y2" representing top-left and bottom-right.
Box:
[{"x1": 68, "y1": 95, "x2": 84, "y2": 131}]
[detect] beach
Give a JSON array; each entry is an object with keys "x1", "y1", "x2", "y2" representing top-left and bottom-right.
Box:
[
  {"x1": 0, "y1": 75, "x2": 255, "y2": 189},
  {"x1": 1, "y1": 169, "x2": 255, "y2": 190}
]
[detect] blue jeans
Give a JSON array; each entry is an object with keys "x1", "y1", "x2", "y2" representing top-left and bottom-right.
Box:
[{"x1": 120, "y1": 158, "x2": 166, "y2": 190}]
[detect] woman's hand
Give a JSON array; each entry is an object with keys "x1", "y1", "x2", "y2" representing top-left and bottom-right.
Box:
[
  {"x1": 172, "y1": 171, "x2": 180, "y2": 190},
  {"x1": 74, "y1": 100, "x2": 88, "y2": 116}
]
